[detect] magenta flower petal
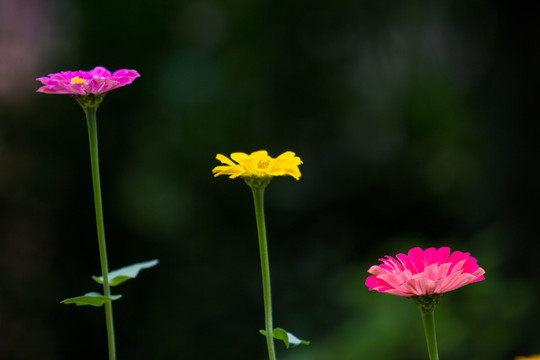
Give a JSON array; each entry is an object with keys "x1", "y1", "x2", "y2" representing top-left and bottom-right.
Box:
[
  {"x1": 366, "y1": 247, "x2": 485, "y2": 296},
  {"x1": 36, "y1": 66, "x2": 140, "y2": 95}
]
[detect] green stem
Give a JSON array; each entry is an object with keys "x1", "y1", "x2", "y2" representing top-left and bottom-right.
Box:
[
  {"x1": 84, "y1": 107, "x2": 117, "y2": 360},
  {"x1": 420, "y1": 310, "x2": 439, "y2": 360},
  {"x1": 251, "y1": 188, "x2": 277, "y2": 360}
]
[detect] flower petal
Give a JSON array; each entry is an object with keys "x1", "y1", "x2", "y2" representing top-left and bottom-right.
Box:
[
  {"x1": 36, "y1": 66, "x2": 139, "y2": 95},
  {"x1": 213, "y1": 150, "x2": 302, "y2": 181},
  {"x1": 366, "y1": 247, "x2": 485, "y2": 297}
]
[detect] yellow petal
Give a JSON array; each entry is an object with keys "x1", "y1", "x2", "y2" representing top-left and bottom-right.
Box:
[
  {"x1": 216, "y1": 154, "x2": 237, "y2": 167},
  {"x1": 231, "y1": 152, "x2": 252, "y2": 162},
  {"x1": 277, "y1": 151, "x2": 295, "y2": 159},
  {"x1": 213, "y1": 150, "x2": 302, "y2": 182},
  {"x1": 250, "y1": 150, "x2": 269, "y2": 158}
]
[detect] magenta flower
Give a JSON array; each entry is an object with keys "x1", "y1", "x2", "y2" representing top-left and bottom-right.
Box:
[
  {"x1": 366, "y1": 247, "x2": 485, "y2": 297},
  {"x1": 36, "y1": 66, "x2": 140, "y2": 95}
]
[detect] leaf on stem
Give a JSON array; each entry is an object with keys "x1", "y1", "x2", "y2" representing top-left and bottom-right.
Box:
[
  {"x1": 259, "y1": 328, "x2": 310, "y2": 349},
  {"x1": 61, "y1": 292, "x2": 122, "y2": 307},
  {"x1": 92, "y1": 259, "x2": 159, "y2": 286}
]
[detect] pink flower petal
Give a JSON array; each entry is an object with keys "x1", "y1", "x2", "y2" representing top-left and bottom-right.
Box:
[
  {"x1": 435, "y1": 247, "x2": 451, "y2": 264},
  {"x1": 365, "y1": 247, "x2": 485, "y2": 297},
  {"x1": 396, "y1": 252, "x2": 415, "y2": 272},
  {"x1": 36, "y1": 66, "x2": 140, "y2": 95},
  {"x1": 408, "y1": 247, "x2": 428, "y2": 273}
]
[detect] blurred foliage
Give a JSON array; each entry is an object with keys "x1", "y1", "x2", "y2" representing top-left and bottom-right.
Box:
[{"x1": 0, "y1": 0, "x2": 539, "y2": 359}]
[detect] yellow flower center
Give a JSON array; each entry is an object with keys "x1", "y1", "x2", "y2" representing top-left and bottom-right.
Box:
[
  {"x1": 71, "y1": 76, "x2": 86, "y2": 84},
  {"x1": 257, "y1": 160, "x2": 270, "y2": 169}
]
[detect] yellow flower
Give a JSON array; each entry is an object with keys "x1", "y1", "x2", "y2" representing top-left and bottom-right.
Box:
[
  {"x1": 515, "y1": 356, "x2": 540, "y2": 360},
  {"x1": 212, "y1": 150, "x2": 302, "y2": 180}
]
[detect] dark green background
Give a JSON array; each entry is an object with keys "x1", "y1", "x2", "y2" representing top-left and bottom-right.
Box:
[{"x1": 0, "y1": 0, "x2": 538, "y2": 359}]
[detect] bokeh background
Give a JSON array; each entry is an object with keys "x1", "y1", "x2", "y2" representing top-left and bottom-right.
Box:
[{"x1": 1, "y1": 0, "x2": 538, "y2": 359}]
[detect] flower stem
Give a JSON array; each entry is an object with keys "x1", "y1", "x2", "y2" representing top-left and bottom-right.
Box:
[
  {"x1": 420, "y1": 310, "x2": 439, "y2": 360},
  {"x1": 251, "y1": 188, "x2": 277, "y2": 360},
  {"x1": 84, "y1": 106, "x2": 117, "y2": 360}
]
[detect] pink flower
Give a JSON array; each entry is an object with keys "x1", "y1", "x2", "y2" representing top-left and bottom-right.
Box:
[
  {"x1": 36, "y1": 66, "x2": 140, "y2": 95},
  {"x1": 366, "y1": 247, "x2": 485, "y2": 297}
]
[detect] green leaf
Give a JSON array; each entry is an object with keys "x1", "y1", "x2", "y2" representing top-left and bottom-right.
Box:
[
  {"x1": 61, "y1": 292, "x2": 122, "y2": 307},
  {"x1": 92, "y1": 259, "x2": 159, "y2": 286},
  {"x1": 259, "y1": 328, "x2": 310, "y2": 349}
]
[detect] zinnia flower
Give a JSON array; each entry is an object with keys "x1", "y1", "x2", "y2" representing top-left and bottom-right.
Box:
[
  {"x1": 366, "y1": 247, "x2": 485, "y2": 297},
  {"x1": 213, "y1": 150, "x2": 302, "y2": 180},
  {"x1": 516, "y1": 356, "x2": 540, "y2": 360},
  {"x1": 36, "y1": 66, "x2": 140, "y2": 95}
]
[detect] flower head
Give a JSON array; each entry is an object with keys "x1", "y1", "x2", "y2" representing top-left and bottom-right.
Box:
[
  {"x1": 516, "y1": 356, "x2": 540, "y2": 360},
  {"x1": 36, "y1": 66, "x2": 140, "y2": 95},
  {"x1": 213, "y1": 150, "x2": 302, "y2": 188},
  {"x1": 366, "y1": 247, "x2": 485, "y2": 297}
]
